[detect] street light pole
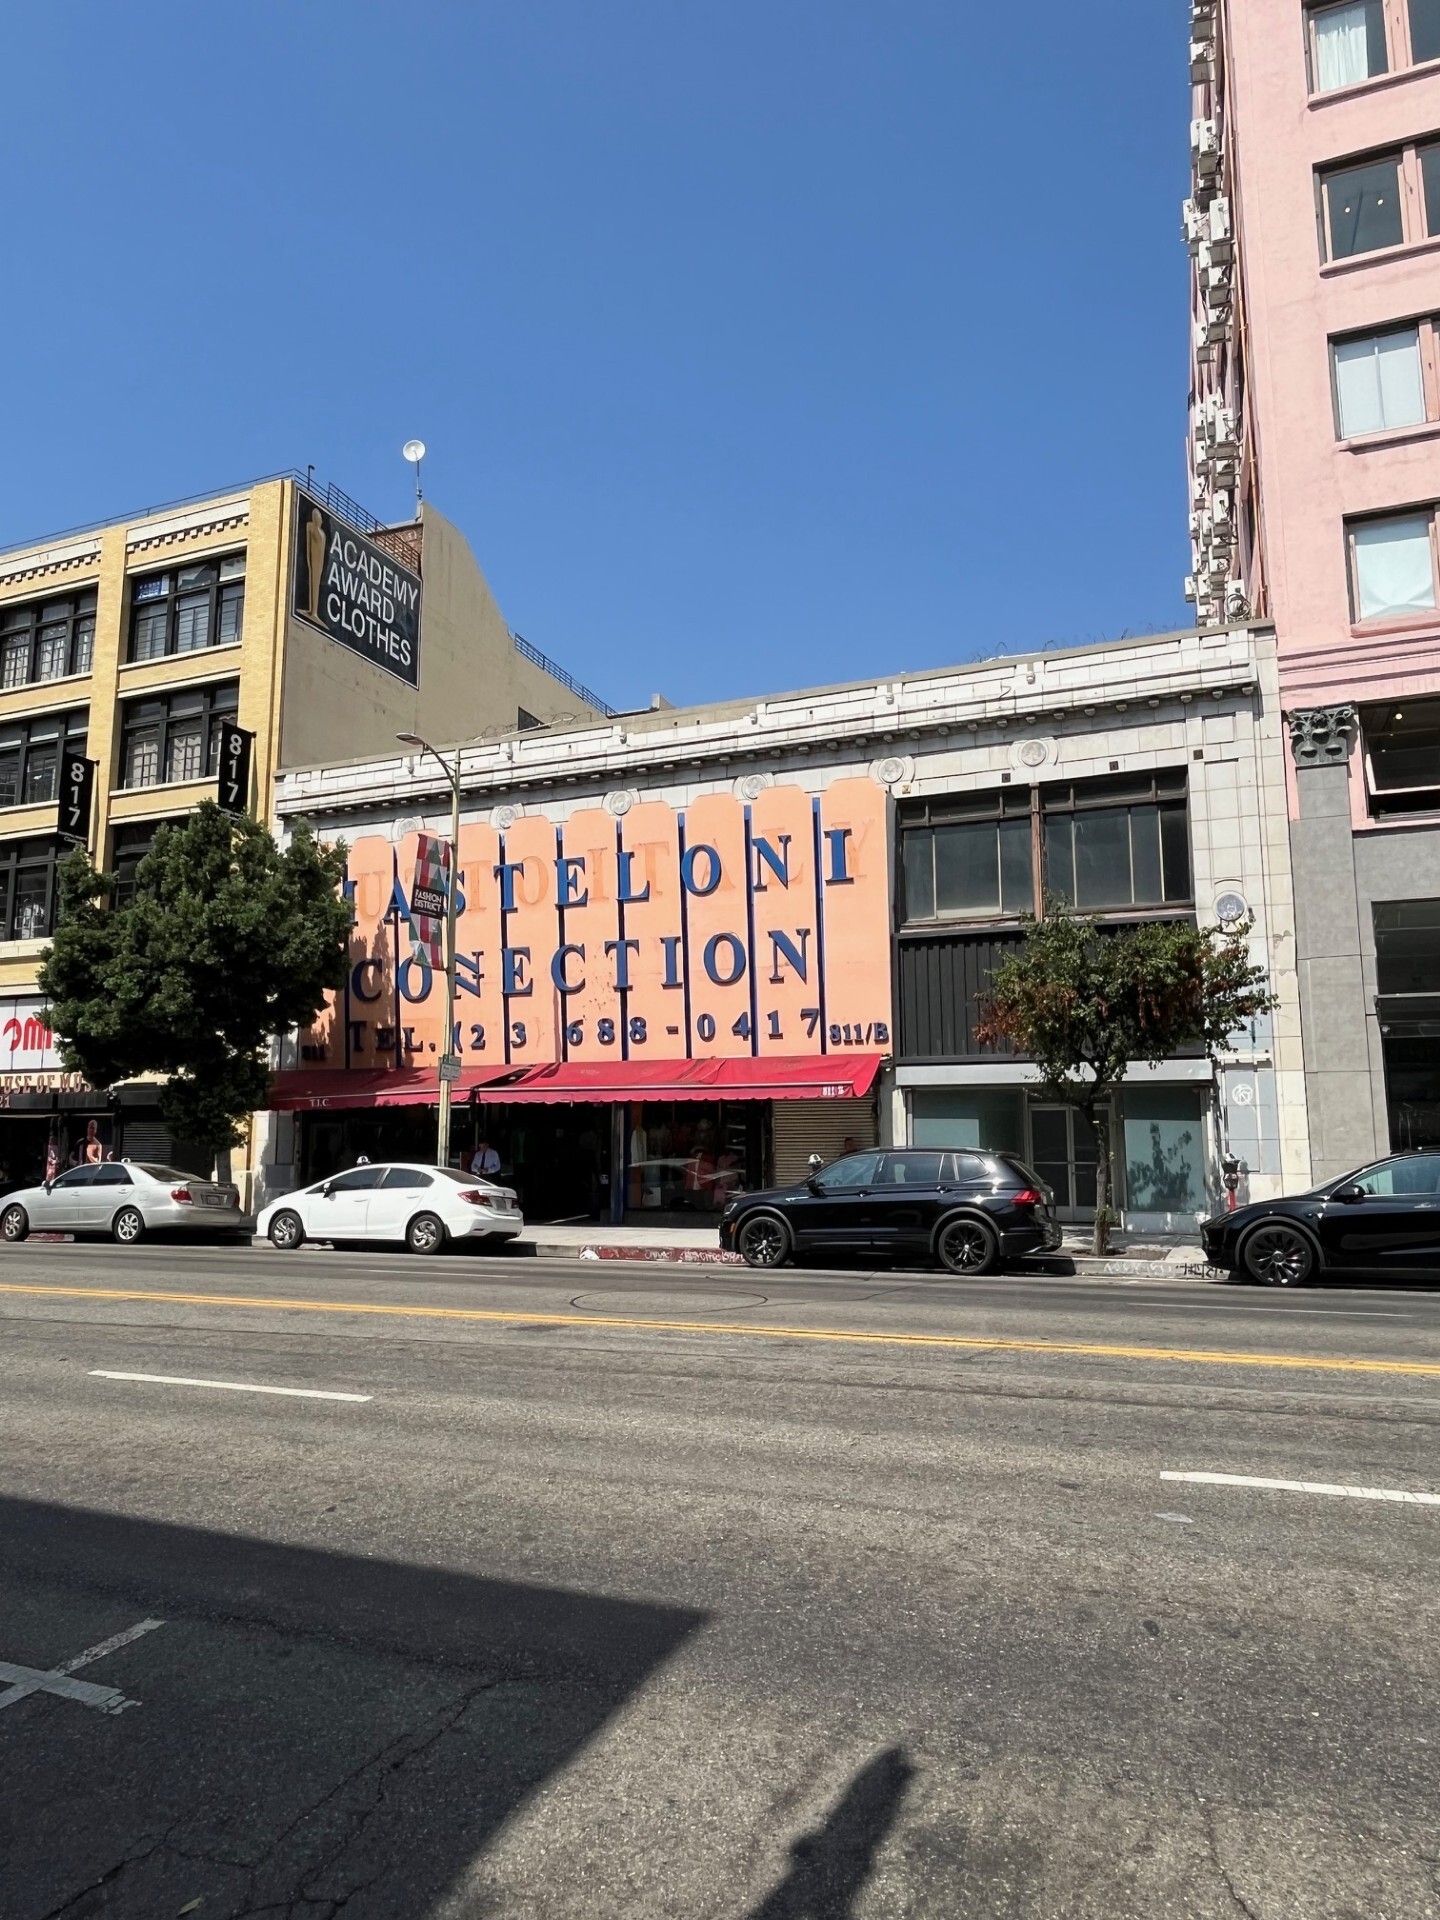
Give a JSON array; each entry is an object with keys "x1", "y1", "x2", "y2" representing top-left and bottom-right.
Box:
[{"x1": 398, "y1": 733, "x2": 463, "y2": 1170}]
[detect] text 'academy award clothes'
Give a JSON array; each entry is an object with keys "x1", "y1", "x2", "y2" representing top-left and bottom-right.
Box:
[{"x1": 291, "y1": 489, "x2": 422, "y2": 688}]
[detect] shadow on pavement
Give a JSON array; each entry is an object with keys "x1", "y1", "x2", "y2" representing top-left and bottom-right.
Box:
[
  {"x1": 746, "y1": 1746, "x2": 914, "y2": 1919},
  {"x1": 0, "y1": 1495, "x2": 704, "y2": 1919}
]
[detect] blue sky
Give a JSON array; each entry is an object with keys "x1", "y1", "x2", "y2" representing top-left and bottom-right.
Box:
[{"x1": 4, "y1": 2, "x2": 1190, "y2": 714}]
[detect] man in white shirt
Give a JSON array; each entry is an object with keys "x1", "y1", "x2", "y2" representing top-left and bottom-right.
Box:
[{"x1": 470, "y1": 1138, "x2": 501, "y2": 1179}]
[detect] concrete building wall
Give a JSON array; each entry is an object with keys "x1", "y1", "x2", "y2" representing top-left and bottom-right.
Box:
[{"x1": 276, "y1": 501, "x2": 602, "y2": 771}]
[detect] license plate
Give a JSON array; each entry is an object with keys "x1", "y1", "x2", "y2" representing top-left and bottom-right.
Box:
[{"x1": 197, "y1": 1191, "x2": 227, "y2": 1208}]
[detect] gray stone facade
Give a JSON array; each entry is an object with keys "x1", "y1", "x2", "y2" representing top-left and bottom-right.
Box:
[{"x1": 1289, "y1": 731, "x2": 1440, "y2": 1182}]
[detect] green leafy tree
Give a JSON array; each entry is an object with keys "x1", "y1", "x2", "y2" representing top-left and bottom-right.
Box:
[
  {"x1": 975, "y1": 904, "x2": 1276, "y2": 1254},
  {"x1": 39, "y1": 804, "x2": 350, "y2": 1161}
]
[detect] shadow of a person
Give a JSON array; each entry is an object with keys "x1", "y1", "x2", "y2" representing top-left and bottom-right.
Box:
[{"x1": 747, "y1": 1746, "x2": 915, "y2": 1919}]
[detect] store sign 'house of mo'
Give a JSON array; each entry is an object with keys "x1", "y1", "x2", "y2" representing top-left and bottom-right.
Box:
[{"x1": 301, "y1": 780, "x2": 891, "y2": 1073}]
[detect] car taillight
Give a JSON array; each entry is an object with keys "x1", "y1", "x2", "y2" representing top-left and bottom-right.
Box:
[
  {"x1": 457, "y1": 1190, "x2": 494, "y2": 1207},
  {"x1": 170, "y1": 1187, "x2": 193, "y2": 1204},
  {"x1": 1011, "y1": 1188, "x2": 1042, "y2": 1208}
]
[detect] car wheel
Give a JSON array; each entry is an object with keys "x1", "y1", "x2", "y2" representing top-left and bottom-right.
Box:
[
  {"x1": 1240, "y1": 1222, "x2": 1316, "y2": 1286},
  {"x1": 935, "y1": 1214, "x2": 999, "y2": 1276},
  {"x1": 269, "y1": 1210, "x2": 305, "y2": 1252},
  {"x1": 406, "y1": 1212, "x2": 447, "y2": 1256},
  {"x1": 1, "y1": 1204, "x2": 28, "y2": 1244},
  {"x1": 736, "y1": 1212, "x2": 790, "y2": 1269},
  {"x1": 112, "y1": 1207, "x2": 146, "y2": 1247}
]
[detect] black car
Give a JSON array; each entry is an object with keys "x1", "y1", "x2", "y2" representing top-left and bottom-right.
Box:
[
  {"x1": 718, "y1": 1147, "x2": 1063, "y2": 1273},
  {"x1": 1202, "y1": 1149, "x2": 1440, "y2": 1284}
]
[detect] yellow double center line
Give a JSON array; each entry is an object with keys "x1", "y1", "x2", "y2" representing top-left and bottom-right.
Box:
[{"x1": 2, "y1": 1281, "x2": 1440, "y2": 1378}]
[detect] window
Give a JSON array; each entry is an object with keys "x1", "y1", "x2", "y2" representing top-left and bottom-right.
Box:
[
  {"x1": 382, "y1": 1167, "x2": 433, "y2": 1189},
  {"x1": 1412, "y1": 0, "x2": 1440, "y2": 62},
  {"x1": 910, "y1": 1089, "x2": 1025, "y2": 1153},
  {"x1": 1310, "y1": 0, "x2": 1387, "y2": 91},
  {"x1": 0, "y1": 590, "x2": 97, "y2": 689},
  {"x1": 1348, "y1": 512, "x2": 1437, "y2": 619},
  {"x1": 1320, "y1": 153, "x2": 1404, "y2": 258},
  {"x1": 0, "y1": 837, "x2": 66, "y2": 942},
  {"x1": 516, "y1": 707, "x2": 542, "y2": 731},
  {"x1": 874, "y1": 1151, "x2": 944, "y2": 1186},
  {"x1": 1374, "y1": 899, "x2": 1440, "y2": 992},
  {"x1": 1348, "y1": 1153, "x2": 1440, "y2": 1194},
  {"x1": 118, "y1": 682, "x2": 238, "y2": 790},
  {"x1": 110, "y1": 818, "x2": 187, "y2": 904},
  {"x1": 812, "y1": 1152, "x2": 883, "y2": 1189},
  {"x1": 1332, "y1": 326, "x2": 1427, "y2": 436},
  {"x1": 1420, "y1": 143, "x2": 1440, "y2": 234},
  {"x1": 325, "y1": 1166, "x2": 387, "y2": 1191},
  {"x1": 900, "y1": 790, "x2": 1034, "y2": 922},
  {"x1": 1362, "y1": 699, "x2": 1440, "y2": 813},
  {"x1": 1042, "y1": 772, "x2": 1192, "y2": 911},
  {"x1": 0, "y1": 712, "x2": 87, "y2": 811},
  {"x1": 126, "y1": 554, "x2": 244, "y2": 663},
  {"x1": 93, "y1": 1166, "x2": 133, "y2": 1186}
]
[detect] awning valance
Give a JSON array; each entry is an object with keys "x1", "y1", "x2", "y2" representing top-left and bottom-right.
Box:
[
  {"x1": 269, "y1": 1054, "x2": 884, "y2": 1111},
  {"x1": 473, "y1": 1054, "x2": 885, "y2": 1104}
]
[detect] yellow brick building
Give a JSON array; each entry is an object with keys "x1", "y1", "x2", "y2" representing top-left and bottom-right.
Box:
[{"x1": 0, "y1": 470, "x2": 609, "y2": 1183}]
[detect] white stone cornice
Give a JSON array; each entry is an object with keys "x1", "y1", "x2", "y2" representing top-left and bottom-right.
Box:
[
  {"x1": 125, "y1": 497, "x2": 250, "y2": 554},
  {"x1": 0, "y1": 537, "x2": 103, "y2": 590},
  {"x1": 276, "y1": 625, "x2": 1266, "y2": 821}
]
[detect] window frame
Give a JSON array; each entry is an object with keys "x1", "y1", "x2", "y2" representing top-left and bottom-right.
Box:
[
  {"x1": 1040, "y1": 771, "x2": 1194, "y2": 914},
  {"x1": 0, "y1": 588, "x2": 98, "y2": 690},
  {"x1": 116, "y1": 680, "x2": 240, "y2": 792},
  {"x1": 1344, "y1": 507, "x2": 1440, "y2": 624},
  {"x1": 0, "y1": 836, "x2": 66, "y2": 943},
  {"x1": 897, "y1": 788, "x2": 1037, "y2": 928},
  {"x1": 1306, "y1": 0, "x2": 1390, "y2": 95},
  {"x1": 1329, "y1": 319, "x2": 1439, "y2": 438},
  {"x1": 125, "y1": 552, "x2": 246, "y2": 665},
  {"x1": 1361, "y1": 698, "x2": 1440, "y2": 812},
  {"x1": 1318, "y1": 147, "x2": 1407, "y2": 261},
  {"x1": 0, "y1": 709, "x2": 88, "y2": 813}
]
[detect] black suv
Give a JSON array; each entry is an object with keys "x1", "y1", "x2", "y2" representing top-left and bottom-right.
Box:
[{"x1": 718, "y1": 1148, "x2": 1062, "y2": 1273}]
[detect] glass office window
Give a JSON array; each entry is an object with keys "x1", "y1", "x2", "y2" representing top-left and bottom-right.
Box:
[
  {"x1": 1322, "y1": 155, "x2": 1404, "y2": 258},
  {"x1": 1333, "y1": 326, "x2": 1426, "y2": 436},
  {"x1": 1350, "y1": 514, "x2": 1437, "y2": 619},
  {"x1": 1311, "y1": 0, "x2": 1387, "y2": 90}
]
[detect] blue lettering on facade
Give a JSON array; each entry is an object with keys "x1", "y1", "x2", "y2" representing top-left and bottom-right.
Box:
[
  {"x1": 502, "y1": 947, "x2": 533, "y2": 997},
  {"x1": 681, "y1": 844, "x2": 722, "y2": 897},
  {"x1": 703, "y1": 932, "x2": 747, "y2": 987}
]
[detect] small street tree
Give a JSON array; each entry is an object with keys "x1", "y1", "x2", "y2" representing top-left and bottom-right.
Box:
[
  {"x1": 975, "y1": 904, "x2": 1276, "y2": 1254},
  {"x1": 39, "y1": 804, "x2": 351, "y2": 1162}
]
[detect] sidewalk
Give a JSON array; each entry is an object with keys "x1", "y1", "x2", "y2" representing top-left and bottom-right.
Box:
[{"x1": 515, "y1": 1220, "x2": 1215, "y2": 1279}]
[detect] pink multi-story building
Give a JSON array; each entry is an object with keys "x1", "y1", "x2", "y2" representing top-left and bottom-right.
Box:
[{"x1": 1188, "y1": 0, "x2": 1440, "y2": 1176}]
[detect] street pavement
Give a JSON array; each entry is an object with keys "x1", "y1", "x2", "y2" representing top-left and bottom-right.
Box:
[{"x1": 1, "y1": 1241, "x2": 1438, "y2": 1918}]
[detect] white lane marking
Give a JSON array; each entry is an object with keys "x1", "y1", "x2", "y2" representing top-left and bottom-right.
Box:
[
  {"x1": 1157, "y1": 1304, "x2": 1412, "y2": 1318},
  {"x1": 0, "y1": 1617, "x2": 164, "y2": 1715},
  {"x1": 1161, "y1": 1470, "x2": 1440, "y2": 1506},
  {"x1": 89, "y1": 1370, "x2": 371, "y2": 1402}
]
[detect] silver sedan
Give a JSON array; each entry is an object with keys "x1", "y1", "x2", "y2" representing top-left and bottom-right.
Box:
[{"x1": 0, "y1": 1161, "x2": 247, "y2": 1246}]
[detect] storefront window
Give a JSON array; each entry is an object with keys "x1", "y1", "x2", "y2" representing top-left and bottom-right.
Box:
[
  {"x1": 1122, "y1": 1088, "x2": 1205, "y2": 1215},
  {"x1": 910, "y1": 1088, "x2": 1024, "y2": 1153}
]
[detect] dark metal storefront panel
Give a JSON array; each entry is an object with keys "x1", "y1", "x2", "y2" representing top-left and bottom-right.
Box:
[{"x1": 896, "y1": 931, "x2": 1025, "y2": 1060}]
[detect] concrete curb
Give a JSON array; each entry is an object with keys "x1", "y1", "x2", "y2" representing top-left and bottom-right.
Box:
[{"x1": 519, "y1": 1240, "x2": 1217, "y2": 1280}]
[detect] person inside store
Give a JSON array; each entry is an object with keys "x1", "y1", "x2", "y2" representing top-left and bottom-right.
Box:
[{"x1": 470, "y1": 1136, "x2": 501, "y2": 1179}]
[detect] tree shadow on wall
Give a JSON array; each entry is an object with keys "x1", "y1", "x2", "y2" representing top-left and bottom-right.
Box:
[
  {"x1": 1125, "y1": 1123, "x2": 1199, "y2": 1213},
  {"x1": 746, "y1": 1747, "x2": 915, "y2": 1919}
]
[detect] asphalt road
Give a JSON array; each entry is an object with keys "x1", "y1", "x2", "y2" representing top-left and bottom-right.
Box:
[{"x1": 2, "y1": 1242, "x2": 1438, "y2": 1919}]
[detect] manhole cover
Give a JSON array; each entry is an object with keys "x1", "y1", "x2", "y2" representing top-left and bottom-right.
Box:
[{"x1": 571, "y1": 1289, "x2": 768, "y2": 1315}]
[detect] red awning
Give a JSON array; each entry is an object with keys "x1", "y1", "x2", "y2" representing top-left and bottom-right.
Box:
[
  {"x1": 268, "y1": 1066, "x2": 519, "y2": 1111},
  {"x1": 471, "y1": 1054, "x2": 884, "y2": 1104}
]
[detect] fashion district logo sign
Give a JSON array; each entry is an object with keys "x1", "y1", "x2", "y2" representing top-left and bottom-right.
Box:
[
  {"x1": 300, "y1": 781, "x2": 892, "y2": 1073},
  {"x1": 291, "y1": 488, "x2": 422, "y2": 687}
]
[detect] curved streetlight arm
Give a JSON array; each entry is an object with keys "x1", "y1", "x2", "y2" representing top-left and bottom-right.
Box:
[{"x1": 396, "y1": 733, "x2": 464, "y2": 1169}]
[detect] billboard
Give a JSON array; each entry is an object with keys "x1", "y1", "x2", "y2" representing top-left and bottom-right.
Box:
[
  {"x1": 291, "y1": 488, "x2": 422, "y2": 687},
  {"x1": 300, "y1": 780, "x2": 892, "y2": 1074}
]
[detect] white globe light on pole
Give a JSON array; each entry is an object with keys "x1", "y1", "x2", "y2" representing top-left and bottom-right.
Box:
[{"x1": 402, "y1": 439, "x2": 426, "y2": 506}]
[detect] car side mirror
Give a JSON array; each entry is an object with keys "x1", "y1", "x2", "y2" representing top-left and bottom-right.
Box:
[
  {"x1": 43, "y1": 1180, "x2": 52, "y2": 1194},
  {"x1": 806, "y1": 1177, "x2": 823, "y2": 1196},
  {"x1": 1333, "y1": 1183, "x2": 1366, "y2": 1204},
  {"x1": 320, "y1": 1181, "x2": 335, "y2": 1198}
]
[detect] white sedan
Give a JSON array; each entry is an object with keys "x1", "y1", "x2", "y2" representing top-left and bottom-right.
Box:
[{"x1": 256, "y1": 1162, "x2": 524, "y2": 1256}]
